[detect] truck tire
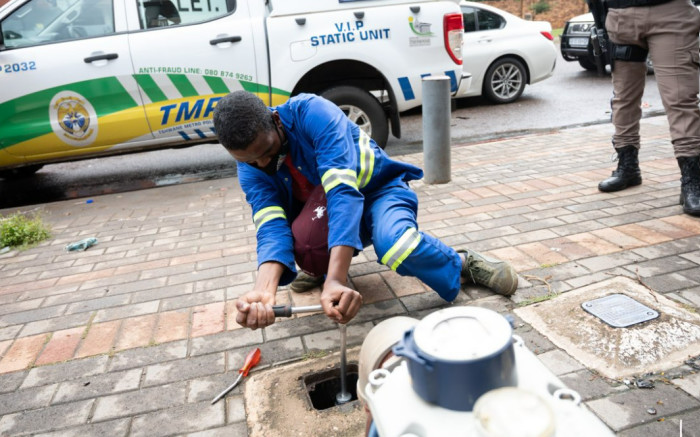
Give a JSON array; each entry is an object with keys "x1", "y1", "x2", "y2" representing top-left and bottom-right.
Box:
[
  {"x1": 483, "y1": 57, "x2": 526, "y2": 104},
  {"x1": 578, "y1": 56, "x2": 598, "y2": 71},
  {"x1": 0, "y1": 164, "x2": 43, "y2": 179},
  {"x1": 321, "y1": 86, "x2": 389, "y2": 149}
]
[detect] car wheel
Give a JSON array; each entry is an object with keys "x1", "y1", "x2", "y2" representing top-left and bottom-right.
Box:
[
  {"x1": 321, "y1": 86, "x2": 389, "y2": 149},
  {"x1": 0, "y1": 164, "x2": 43, "y2": 179},
  {"x1": 483, "y1": 58, "x2": 526, "y2": 104},
  {"x1": 578, "y1": 56, "x2": 598, "y2": 71}
]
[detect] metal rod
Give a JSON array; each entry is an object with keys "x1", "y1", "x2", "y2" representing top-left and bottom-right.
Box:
[
  {"x1": 211, "y1": 373, "x2": 242, "y2": 405},
  {"x1": 291, "y1": 304, "x2": 322, "y2": 314},
  {"x1": 335, "y1": 323, "x2": 352, "y2": 404}
]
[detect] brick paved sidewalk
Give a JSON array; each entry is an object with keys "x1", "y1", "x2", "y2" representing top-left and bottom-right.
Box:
[{"x1": 0, "y1": 116, "x2": 699, "y2": 436}]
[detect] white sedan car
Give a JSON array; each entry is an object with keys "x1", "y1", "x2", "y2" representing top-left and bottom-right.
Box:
[{"x1": 457, "y1": 1, "x2": 557, "y2": 104}]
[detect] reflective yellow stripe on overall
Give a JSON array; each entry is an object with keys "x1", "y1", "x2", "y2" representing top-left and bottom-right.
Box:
[
  {"x1": 253, "y1": 206, "x2": 286, "y2": 231},
  {"x1": 321, "y1": 169, "x2": 358, "y2": 193},
  {"x1": 381, "y1": 228, "x2": 422, "y2": 271},
  {"x1": 357, "y1": 130, "x2": 374, "y2": 188}
]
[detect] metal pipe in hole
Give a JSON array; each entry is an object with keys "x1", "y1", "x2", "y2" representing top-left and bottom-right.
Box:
[{"x1": 336, "y1": 323, "x2": 352, "y2": 405}]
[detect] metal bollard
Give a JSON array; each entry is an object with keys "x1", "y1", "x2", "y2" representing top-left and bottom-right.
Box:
[{"x1": 422, "y1": 76, "x2": 452, "y2": 184}]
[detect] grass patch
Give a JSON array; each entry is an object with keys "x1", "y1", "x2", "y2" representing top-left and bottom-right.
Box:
[
  {"x1": 516, "y1": 292, "x2": 559, "y2": 307},
  {"x1": 302, "y1": 350, "x2": 328, "y2": 360},
  {"x1": 552, "y1": 28, "x2": 563, "y2": 40},
  {"x1": 0, "y1": 211, "x2": 51, "y2": 249}
]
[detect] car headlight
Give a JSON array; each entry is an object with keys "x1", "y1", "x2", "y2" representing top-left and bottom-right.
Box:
[{"x1": 569, "y1": 22, "x2": 593, "y2": 33}]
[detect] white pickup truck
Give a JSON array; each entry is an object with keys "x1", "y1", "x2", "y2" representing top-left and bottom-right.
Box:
[{"x1": 0, "y1": 0, "x2": 466, "y2": 178}]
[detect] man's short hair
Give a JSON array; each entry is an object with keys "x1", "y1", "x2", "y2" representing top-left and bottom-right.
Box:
[{"x1": 213, "y1": 91, "x2": 275, "y2": 151}]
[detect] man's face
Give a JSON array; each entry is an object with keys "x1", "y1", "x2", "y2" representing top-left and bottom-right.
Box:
[{"x1": 228, "y1": 113, "x2": 286, "y2": 175}]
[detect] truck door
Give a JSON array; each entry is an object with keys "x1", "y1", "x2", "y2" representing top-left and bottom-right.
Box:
[
  {"x1": 0, "y1": 0, "x2": 149, "y2": 164},
  {"x1": 124, "y1": 0, "x2": 258, "y2": 144}
]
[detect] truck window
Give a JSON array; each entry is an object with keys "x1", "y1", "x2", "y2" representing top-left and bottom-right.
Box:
[
  {"x1": 136, "y1": 0, "x2": 236, "y2": 29},
  {"x1": 1, "y1": 0, "x2": 115, "y2": 49}
]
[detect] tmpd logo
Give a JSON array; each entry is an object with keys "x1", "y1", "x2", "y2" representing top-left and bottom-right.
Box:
[{"x1": 49, "y1": 91, "x2": 98, "y2": 147}]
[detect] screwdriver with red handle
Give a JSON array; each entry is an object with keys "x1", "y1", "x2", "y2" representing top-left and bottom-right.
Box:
[{"x1": 211, "y1": 347, "x2": 261, "y2": 404}]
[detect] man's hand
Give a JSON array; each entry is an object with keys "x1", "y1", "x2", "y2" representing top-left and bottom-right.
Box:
[
  {"x1": 235, "y1": 291, "x2": 276, "y2": 329},
  {"x1": 321, "y1": 279, "x2": 362, "y2": 324}
]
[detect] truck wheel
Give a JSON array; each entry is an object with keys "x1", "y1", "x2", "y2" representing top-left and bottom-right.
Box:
[
  {"x1": 321, "y1": 86, "x2": 389, "y2": 149},
  {"x1": 0, "y1": 165, "x2": 43, "y2": 179},
  {"x1": 578, "y1": 56, "x2": 598, "y2": 71},
  {"x1": 483, "y1": 58, "x2": 526, "y2": 104}
]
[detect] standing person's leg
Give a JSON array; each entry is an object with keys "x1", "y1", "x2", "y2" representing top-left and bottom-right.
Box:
[
  {"x1": 646, "y1": 0, "x2": 700, "y2": 215},
  {"x1": 598, "y1": 7, "x2": 647, "y2": 192},
  {"x1": 362, "y1": 181, "x2": 518, "y2": 300}
]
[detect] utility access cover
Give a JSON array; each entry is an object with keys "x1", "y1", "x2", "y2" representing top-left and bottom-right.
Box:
[{"x1": 581, "y1": 294, "x2": 659, "y2": 328}]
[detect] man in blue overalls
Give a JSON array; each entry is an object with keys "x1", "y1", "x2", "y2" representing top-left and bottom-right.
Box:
[{"x1": 213, "y1": 91, "x2": 518, "y2": 328}]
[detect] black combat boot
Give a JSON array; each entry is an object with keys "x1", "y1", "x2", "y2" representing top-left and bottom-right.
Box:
[
  {"x1": 598, "y1": 145, "x2": 642, "y2": 192},
  {"x1": 678, "y1": 156, "x2": 700, "y2": 216}
]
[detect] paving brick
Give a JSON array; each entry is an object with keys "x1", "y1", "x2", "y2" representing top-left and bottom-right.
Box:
[
  {"x1": 228, "y1": 337, "x2": 305, "y2": 370},
  {"x1": 536, "y1": 349, "x2": 586, "y2": 376},
  {"x1": 625, "y1": 256, "x2": 697, "y2": 278},
  {"x1": 516, "y1": 241, "x2": 570, "y2": 265},
  {"x1": 53, "y1": 368, "x2": 141, "y2": 404},
  {"x1": 130, "y1": 400, "x2": 225, "y2": 437},
  {"x1": 185, "y1": 422, "x2": 248, "y2": 437},
  {"x1": 92, "y1": 381, "x2": 187, "y2": 422},
  {"x1": 114, "y1": 313, "x2": 157, "y2": 351},
  {"x1": 191, "y1": 302, "x2": 225, "y2": 338},
  {"x1": 567, "y1": 232, "x2": 622, "y2": 256},
  {"x1": 618, "y1": 417, "x2": 698, "y2": 437},
  {"x1": 189, "y1": 328, "x2": 262, "y2": 357},
  {"x1": 0, "y1": 370, "x2": 26, "y2": 394},
  {"x1": 486, "y1": 246, "x2": 539, "y2": 271},
  {"x1": 0, "y1": 304, "x2": 67, "y2": 327},
  {"x1": 615, "y1": 223, "x2": 674, "y2": 245},
  {"x1": 35, "y1": 327, "x2": 84, "y2": 366},
  {"x1": 351, "y1": 273, "x2": 394, "y2": 304},
  {"x1": 107, "y1": 340, "x2": 188, "y2": 372},
  {"x1": 0, "y1": 325, "x2": 22, "y2": 342},
  {"x1": 586, "y1": 383, "x2": 700, "y2": 432},
  {"x1": 93, "y1": 300, "x2": 159, "y2": 324},
  {"x1": 21, "y1": 355, "x2": 109, "y2": 389},
  {"x1": 303, "y1": 322, "x2": 373, "y2": 352},
  {"x1": 380, "y1": 271, "x2": 428, "y2": 297},
  {"x1": 674, "y1": 372, "x2": 700, "y2": 400},
  {"x1": 0, "y1": 334, "x2": 46, "y2": 374},
  {"x1": 75, "y1": 320, "x2": 120, "y2": 358},
  {"x1": 144, "y1": 353, "x2": 225, "y2": 387},
  {"x1": 0, "y1": 383, "x2": 56, "y2": 415},
  {"x1": 154, "y1": 309, "x2": 190, "y2": 343},
  {"x1": 592, "y1": 227, "x2": 648, "y2": 250},
  {"x1": 0, "y1": 399, "x2": 93, "y2": 435},
  {"x1": 32, "y1": 418, "x2": 130, "y2": 437},
  {"x1": 642, "y1": 272, "x2": 700, "y2": 293},
  {"x1": 160, "y1": 290, "x2": 225, "y2": 312}
]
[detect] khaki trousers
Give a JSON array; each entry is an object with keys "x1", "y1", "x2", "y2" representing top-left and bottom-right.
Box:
[{"x1": 606, "y1": 0, "x2": 700, "y2": 157}]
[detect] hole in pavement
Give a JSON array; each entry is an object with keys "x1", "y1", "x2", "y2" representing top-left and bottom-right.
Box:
[{"x1": 303, "y1": 363, "x2": 359, "y2": 410}]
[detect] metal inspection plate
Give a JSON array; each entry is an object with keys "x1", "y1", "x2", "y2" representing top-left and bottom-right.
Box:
[{"x1": 581, "y1": 294, "x2": 659, "y2": 328}]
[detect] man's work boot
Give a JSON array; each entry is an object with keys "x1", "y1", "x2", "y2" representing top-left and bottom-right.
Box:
[
  {"x1": 678, "y1": 156, "x2": 700, "y2": 216},
  {"x1": 458, "y1": 249, "x2": 518, "y2": 296},
  {"x1": 289, "y1": 271, "x2": 324, "y2": 293},
  {"x1": 598, "y1": 145, "x2": 642, "y2": 192}
]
